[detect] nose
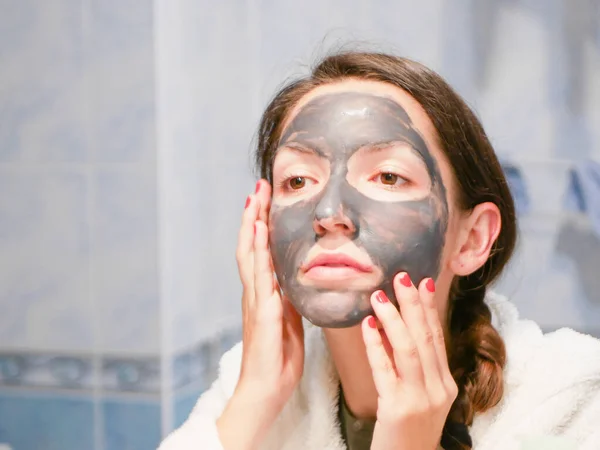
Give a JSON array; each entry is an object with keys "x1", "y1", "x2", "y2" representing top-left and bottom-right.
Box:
[{"x1": 312, "y1": 181, "x2": 358, "y2": 238}]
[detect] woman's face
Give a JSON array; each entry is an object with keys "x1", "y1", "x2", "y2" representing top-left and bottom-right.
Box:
[{"x1": 269, "y1": 80, "x2": 459, "y2": 328}]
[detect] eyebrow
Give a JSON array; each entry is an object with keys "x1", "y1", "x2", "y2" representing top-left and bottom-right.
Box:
[
  {"x1": 277, "y1": 142, "x2": 326, "y2": 158},
  {"x1": 358, "y1": 140, "x2": 426, "y2": 160}
]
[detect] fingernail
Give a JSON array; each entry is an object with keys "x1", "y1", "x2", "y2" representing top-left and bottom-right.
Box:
[
  {"x1": 245, "y1": 196, "x2": 251, "y2": 209},
  {"x1": 375, "y1": 291, "x2": 388, "y2": 304},
  {"x1": 426, "y1": 278, "x2": 435, "y2": 293},
  {"x1": 400, "y1": 273, "x2": 412, "y2": 287},
  {"x1": 255, "y1": 180, "x2": 261, "y2": 194},
  {"x1": 367, "y1": 316, "x2": 377, "y2": 329}
]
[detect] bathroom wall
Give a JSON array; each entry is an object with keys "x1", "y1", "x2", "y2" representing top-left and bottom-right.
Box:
[{"x1": 0, "y1": 0, "x2": 598, "y2": 449}]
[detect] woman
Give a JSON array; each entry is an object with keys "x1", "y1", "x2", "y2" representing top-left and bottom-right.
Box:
[{"x1": 159, "y1": 52, "x2": 600, "y2": 450}]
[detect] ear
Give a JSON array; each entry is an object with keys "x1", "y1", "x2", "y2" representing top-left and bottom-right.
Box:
[{"x1": 450, "y1": 202, "x2": 502, "y2": 276}]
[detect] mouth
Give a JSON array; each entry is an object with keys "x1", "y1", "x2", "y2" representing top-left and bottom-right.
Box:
[{"x1": 301, "y1": 252, "x2": 373, "y2": 281}]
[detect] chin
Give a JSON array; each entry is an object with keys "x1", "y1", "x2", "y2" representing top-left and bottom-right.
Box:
[{"x1": 293, "y1": 289, "x2": 374, "y2": 329}]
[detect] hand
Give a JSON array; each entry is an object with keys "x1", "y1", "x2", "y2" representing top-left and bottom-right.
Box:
[
  {"x1": 362, "y1": 273, "x2": 458, "y2": 450},
  {"x1": 217, "y1": 180, "x2": 305, "y2": 450}
]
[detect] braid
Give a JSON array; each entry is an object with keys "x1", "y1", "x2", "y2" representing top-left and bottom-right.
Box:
[{"x1": 440, "y1": 278, "x2": 506, "y2": 450}]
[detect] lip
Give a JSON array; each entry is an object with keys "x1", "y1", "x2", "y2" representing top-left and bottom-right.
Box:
[{"x1": 302, "y1": 253, "x2": 373, "y2": 273}]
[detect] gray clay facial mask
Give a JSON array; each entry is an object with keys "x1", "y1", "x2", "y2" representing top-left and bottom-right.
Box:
[{"x1": 269, "y1": 92, "x2": 449, "y2": 328}]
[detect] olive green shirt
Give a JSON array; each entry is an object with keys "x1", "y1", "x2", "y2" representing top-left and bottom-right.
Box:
[{"x1": 338, "y1": 388, "x2": 376, "y2": 450}]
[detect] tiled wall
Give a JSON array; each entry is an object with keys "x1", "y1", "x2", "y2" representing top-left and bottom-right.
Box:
[{"x1": 0, "y1": 1, "x2": 598, "y2": 449}]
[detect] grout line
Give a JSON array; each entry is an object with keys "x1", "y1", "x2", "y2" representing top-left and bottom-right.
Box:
[
  {"x1": 0, "y1": 385, "x2": 161, "y2": 401},
  {"x1": 153, "y1": 0, "x2": 174, "y2": 439},
  {"x1": 0, "y1": 162, "x2": 156, "y2": 170},
  {"x1": 79, "y1": 0, "x2": 104, "y2": 447}
]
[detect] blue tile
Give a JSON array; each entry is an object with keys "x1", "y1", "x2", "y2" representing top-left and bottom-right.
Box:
[
  {"x1": 172, "y1": 341, "x2": 211, "y2": 390},
  {"x1": 102, "y1": 397, "x2": 161, "y2": 450},
  {"x1": 174, "y1": 387, "x2": 204, "y2": 429},
  {"x1": 0, "y1": 391, "x2": 95, "y2": 450},
  {"x1": 502, "y1": 163, "x2": 530, "y2": 215},
  {"x1": 564, "y1": 169, "x2": 587, "y2": 213}
]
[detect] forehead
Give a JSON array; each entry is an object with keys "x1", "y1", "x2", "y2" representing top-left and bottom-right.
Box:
[{"x1": 281, "y1": 80, "x2": 440, "y2": 151}]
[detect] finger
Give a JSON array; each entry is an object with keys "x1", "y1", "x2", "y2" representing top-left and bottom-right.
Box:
[
  {"x1": 236, "y1": 194, "x2": 260, "y2": 275},
  {"x1": 394, "y1": 273, "x2": 442, "y2": 389},
  {"x1": 362, "y1": 314, "x2": 397, "y2": 395},
  {"x1": 282, "y1": 295, "x2": 304, "y2": 340},
  {"x1": 419, "y1": 278, "x2": 453, "y2": 388},
  {"x1": 370, "y1": 290, "x2": 424, "y2": 386},
  {"x1": 253, "y1": 220, "x2": 282, "y2": 325},
  {"x1": 237, "y1": 194, "x2": 260, "y2": 321},
  {"x1": 255, "y1": 179, "x2": 272, "y2": 224}
]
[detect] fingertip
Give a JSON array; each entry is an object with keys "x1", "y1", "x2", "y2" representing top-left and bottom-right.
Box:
[
  {"x1": 418, "y1": 278, "x2": 437, "y2": 308},
  {"x1": 361, "y1": 314, "x2": 376, "y2": 335},
  {"x1": 425, "y1": 278, "x2": 436, "y2": 293},
  {"x1": 243, "y1": 194, "x2": 254, "y2": 213},
  {"x1": 395, "y1": 272, "x2": 413, "y2": 288},
  {"x1": 367, "y1": 315, "x2": 377, "y2": 329},
  {"x1": 370, "y1": 290, "x2": 388, "y2": 307}
]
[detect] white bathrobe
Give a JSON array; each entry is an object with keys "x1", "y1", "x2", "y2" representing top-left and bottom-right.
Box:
[{"x1": 159, "y1": 292, "x2": 600, "y2": 449}]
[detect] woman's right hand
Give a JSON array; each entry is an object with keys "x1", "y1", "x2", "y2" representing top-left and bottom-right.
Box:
[{"x1": 216, "y1": 180, "x2": 305, "y2": 450}]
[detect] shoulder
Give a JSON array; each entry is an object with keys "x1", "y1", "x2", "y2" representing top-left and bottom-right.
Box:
[
  {"x1": 486, "y1": 291, "x2": 600, "y2": 391},
  {"x1": 471, "y1": 292, "x2": 600, "y2": 448}
]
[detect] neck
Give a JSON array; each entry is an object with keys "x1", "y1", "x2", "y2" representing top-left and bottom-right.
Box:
[{"x1": 323, "y1": 325, "x2": 378, "y2": 420}]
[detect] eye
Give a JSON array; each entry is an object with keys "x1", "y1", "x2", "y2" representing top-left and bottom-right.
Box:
[
  {"x1": 289, "y1": 176, "x2": 306, "y2": 190},
  {"x1": 380, "y1": 173, "x2": 399, "y2": 185},
  {"x1": 377, "y1": 172, "x2": 407, "y2": 188}
]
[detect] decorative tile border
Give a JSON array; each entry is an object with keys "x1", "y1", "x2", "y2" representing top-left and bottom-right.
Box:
[
  {"x1": 0, "y1": 327, "x2": 243, "y2": 394},
  {"x1": 0, "y1": 353, "x2": 94, "y2": 390},
  {"x1": 102, "y1": 356, "x2": 160, "y2": 393},
  {"x1": 171, "y1": 327, "x2": 242, "y2": 391}
]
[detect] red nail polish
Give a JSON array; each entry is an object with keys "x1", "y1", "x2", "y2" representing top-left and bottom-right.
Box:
[
  {"x1": 376, "y1": 291, "x2": 388, "y2": 303},
  {"x1": 245, "y1": 196, "x2": 251, "y2": 209},
  {"x1": 400, "y1": 273, "x2": 412, "y2": 287},
  {"x1": 255, "y1": 180, "x2": 261, "y2": 194},
  {"x1": 426, "y1": 278, "x2": 435, "y2": 293},
  {"x1": 367, "y1": 316, "x2": 377, "y2": 329}
]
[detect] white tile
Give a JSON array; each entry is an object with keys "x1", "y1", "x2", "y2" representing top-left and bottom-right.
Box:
[
  {"x1": 0, "y1": 1, "x2": 87, "y2": 162},
  {"x1": 520, "y1": 164, "x2": 571, "y2": 215},
  {"x1": 370, "y1": 0, "x2": 445, "y2": 69},
  {"x1": 84, "y1": 0, "x2": 156, "y2": 163},
  {"x1": 92, "y1": 168, "x2": 159, "y2": 355},
  {"x1": 476, "y1": 4, "x2": 553, "y2": 161},
  {"x1": 0, "y1": 169, "x2": 92, "y2": 352}
]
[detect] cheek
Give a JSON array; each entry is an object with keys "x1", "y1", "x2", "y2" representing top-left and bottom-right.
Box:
[
  {"x1": 269, "y1": 204, "x2": 316, "y2": 258},
  {"x1": 356, "y1": 198, "x2": 447, "y2": 274},
  {"x1": 439, "y1": 209, "x2": 464, "y2": 259},
  {"x1": 270, "y1": 203, "x2": 314, "y2": 237},
  {"x1": 361, "y1": 200, "x2": 439, "y2": 238}
]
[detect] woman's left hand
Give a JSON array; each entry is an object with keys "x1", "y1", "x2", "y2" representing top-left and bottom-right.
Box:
[{"x1": 363, "y1": 272, "x2": 458, "y2": 450}]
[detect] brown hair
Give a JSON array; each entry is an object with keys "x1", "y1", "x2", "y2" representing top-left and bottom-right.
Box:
[{"x1": 254, "y1": 51, "x2": 516, "y2": 449}]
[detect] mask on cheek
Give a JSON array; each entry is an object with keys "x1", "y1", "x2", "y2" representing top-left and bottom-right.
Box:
[{"x1": 268, "y1": 92, "x2": 449, "y2": 328}]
